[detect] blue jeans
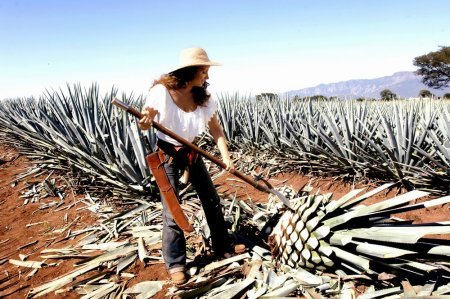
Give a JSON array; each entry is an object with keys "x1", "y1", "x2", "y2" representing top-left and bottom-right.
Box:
[{"x1": 159, "y1": 145, "x2": 231, "y2": 273}]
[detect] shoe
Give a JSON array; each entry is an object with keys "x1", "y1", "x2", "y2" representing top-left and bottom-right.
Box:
[
  {"x1": 170, "y1": 271, "x2": 187, "y2": 285},
  {"x1": 222, "y1": 244, "x2": 247, "y2": 258},
  {"x1": 234, "y1": 244, "x2": 246, "y2": 254}
]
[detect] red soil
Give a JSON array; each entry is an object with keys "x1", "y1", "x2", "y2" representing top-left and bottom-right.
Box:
[{"x1": 0, "y1": 144, "x2": 95, "y2": 298}]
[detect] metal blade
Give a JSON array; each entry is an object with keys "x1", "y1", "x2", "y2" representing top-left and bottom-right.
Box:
[{"x1": 269, "y1": 189, "x2": 293, "y2": 210}]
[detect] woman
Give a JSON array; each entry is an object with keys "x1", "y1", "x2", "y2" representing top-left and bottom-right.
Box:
[{"x1": 138, "y1": 48, "x2": 244, "y2": 285}]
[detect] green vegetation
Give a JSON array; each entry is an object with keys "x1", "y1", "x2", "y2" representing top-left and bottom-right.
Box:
[
  {"x1": 255, "y1": 93, "x2": 278, "y2": 101},
  {"x1": 380, "y1": 89, "x2": 398, "y2": 101},
  {"x1": 418, "y1": 89, "x2": 433, "y2": 98},
  {"x1": 414, "y1": 46, "x2": 450, "y2": 89}
]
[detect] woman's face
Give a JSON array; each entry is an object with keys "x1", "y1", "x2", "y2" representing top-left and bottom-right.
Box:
[{"x1": 191, "y1": 66, "x2": 210, "y2": 88}]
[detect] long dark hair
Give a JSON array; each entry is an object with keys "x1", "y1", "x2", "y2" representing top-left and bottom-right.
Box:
[{"x1": 152, "y1": 66, "x2": 211, "y2": 106}]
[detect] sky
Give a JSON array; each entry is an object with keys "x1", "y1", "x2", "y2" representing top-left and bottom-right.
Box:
[{"x1": 1, "y1": 0, "x2": 449, "y2": 100}]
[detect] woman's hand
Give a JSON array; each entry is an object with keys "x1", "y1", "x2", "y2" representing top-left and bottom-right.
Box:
[
  {"x1": 138, "y1": 107, "x2": 157, "y2": 130},
  {"x1": 223, "y1": 155, "x2": 234, "y2": 171}
]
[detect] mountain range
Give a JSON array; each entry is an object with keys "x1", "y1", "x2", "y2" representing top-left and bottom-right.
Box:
[{"x1": 287, "y1": 71, "x2": 450, "y2": 99}]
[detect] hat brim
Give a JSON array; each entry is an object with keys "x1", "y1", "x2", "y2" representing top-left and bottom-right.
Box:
[{"x1": 168, "y1": 61, "x2": 222, "y2": 74}]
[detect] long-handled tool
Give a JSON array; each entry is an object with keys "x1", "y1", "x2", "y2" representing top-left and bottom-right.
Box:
[{"x1": 112, "y1": 98, "x2": 292, "y2": 210}]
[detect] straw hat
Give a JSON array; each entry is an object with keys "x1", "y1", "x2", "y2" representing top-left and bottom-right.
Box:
[{"x1": 169, "y1": 47, "x2": 222, "y2": 73}]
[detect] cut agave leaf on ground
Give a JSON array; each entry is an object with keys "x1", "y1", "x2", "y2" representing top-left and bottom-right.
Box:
[
  {"x1": 9, "y1": 259, "x2": 47, "y2": 269},
  {"x1": 116, "y1": 253, "x2": 137, "y2": 274},
  {"x1": 208, "y1": 278, "x2": 255, "y2": 299},
  {"x1": 203, "y1": 253, "x2": 251, "y2": 272},
  {"x1": 82, "y1": 241, "x2": 128, "y2": 251},
  {"x1": 28, "y1": 263, "x2": 100, "y2": 297},
  {"x1": 171, "y1": 277, "x2": 228, "y2": 298},
  {"x1": 79, "y1": 282, "x2": 119, "y2": 299},
  {"x1": 123, "y1": 281, "x2": 164, "y2": 299},
  {"x1": 260, "y1": 279, "x2": 301, "y2": 297},
  {"x1": 76, "y1": 245, "x2": 137, "y2": 266}
]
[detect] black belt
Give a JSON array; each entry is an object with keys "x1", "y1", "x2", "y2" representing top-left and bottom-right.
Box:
[
  {"x1": 156, "y1": 139, "x2": 198, "y2": 166},
  {"x1": 156, "y1": 139, "x2": 183, "y2": 157}
]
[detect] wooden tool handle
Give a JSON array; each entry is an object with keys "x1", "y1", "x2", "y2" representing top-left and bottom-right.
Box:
[{"x1": 112, "y1": 98, "x2": 274, "y2": 193}]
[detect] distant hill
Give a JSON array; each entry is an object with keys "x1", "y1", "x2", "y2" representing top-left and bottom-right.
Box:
[{"x1": 287, "y1": 71, "x2": 450, "y2": 99}]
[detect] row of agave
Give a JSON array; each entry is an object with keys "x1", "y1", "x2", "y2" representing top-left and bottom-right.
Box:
[
  {"x1": 0, "y1": 84, "x2": 449, "y2": 197},
  {"x1": 216, "y1": 94, "x2": 450, "y2": 193},
  {"x1": 0, "y1": 84, "x2": 153, "y2": 196}
]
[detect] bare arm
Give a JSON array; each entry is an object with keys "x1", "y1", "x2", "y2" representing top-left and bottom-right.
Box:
[{"x1": 208, "y1": 113, "x2": 234, "y2": 170}]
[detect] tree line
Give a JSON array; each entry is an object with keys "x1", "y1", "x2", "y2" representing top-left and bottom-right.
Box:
[
  {"x1": 257, "y1": 91, "x2": 450, "y2": 102},
  {"x1": 256, "y1": 46, "x2": 450, "y2": 101}
]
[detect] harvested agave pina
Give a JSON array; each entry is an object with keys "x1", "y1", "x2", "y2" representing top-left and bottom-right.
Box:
[
  {"x1": 269, "y1": 189, "x2": 334, "y2": 271},
  {"x1": 267, "y1": 182, "x2": 450, "y2": 293}
]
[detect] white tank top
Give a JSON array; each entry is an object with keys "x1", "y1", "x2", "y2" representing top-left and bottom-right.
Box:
[{"x1": 143, "y1": 84, "x2": 217, "y2": 145}]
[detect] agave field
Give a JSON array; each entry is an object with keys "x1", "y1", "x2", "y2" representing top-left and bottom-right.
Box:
[
  {"x1": 216, "y1": 94, "x2": 450, "y2": 193},
  {"x1": 0, "y1": 84, "x2": 449, "y2": 196},
  {"x1": 1, "y1": 84, "x2": 450, "y2": 298}
]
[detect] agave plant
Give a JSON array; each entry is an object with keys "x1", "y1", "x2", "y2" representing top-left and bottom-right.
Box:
[
  {"x1": 215, "y1": 96, "x2": 450, "y2": 192},
  {"x1": 1, "y1": 87, "x2": 449, "y2": 195},
  {"x1": 266, "y1": 184, "x2": 450, "y2": 295},
  {"x1": 0, "y1": 84, "x2": 155, "y2": 196}
]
